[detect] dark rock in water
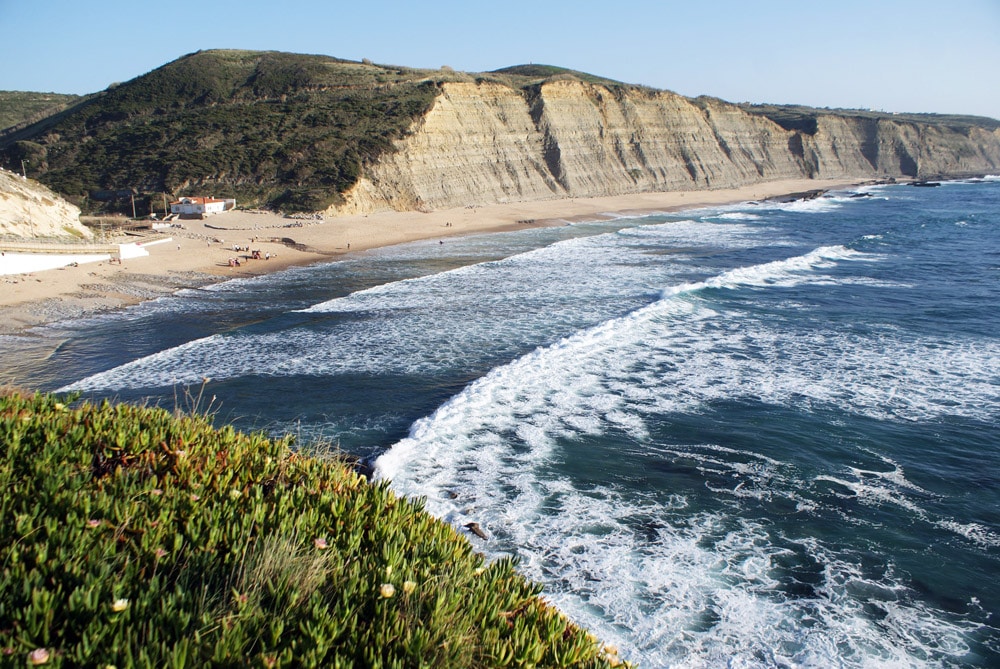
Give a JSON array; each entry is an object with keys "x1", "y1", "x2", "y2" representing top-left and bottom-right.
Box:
[
  {"x1": 766, "y1": 189, "x2": 827, "y2": 204},
  {"x1": 911, "y1": 181, "x2": 941, "y2": 187},
  {"x1": 849, "y1": 192, "x2": 872, "y2": 198},
  {"x1": 465, "y1": 522, "x2": 488, "y2": 540}
]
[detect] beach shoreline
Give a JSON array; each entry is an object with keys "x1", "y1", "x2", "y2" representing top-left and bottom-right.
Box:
[{"x1": 0, "y1": 178, "x2": 862, "y2": 335}]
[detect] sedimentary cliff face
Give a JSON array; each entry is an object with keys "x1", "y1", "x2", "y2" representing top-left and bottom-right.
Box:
[
  {"x1": 0, "y1": 169, "x2": 91, "y2": 239},
  {"x1": 334, "y1": 80, "x2": 1000, "y2": 215}
]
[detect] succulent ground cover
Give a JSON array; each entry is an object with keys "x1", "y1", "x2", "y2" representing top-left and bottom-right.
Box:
[{"x1": 0, "y1": 390, "x2": 627, "y2": 667}]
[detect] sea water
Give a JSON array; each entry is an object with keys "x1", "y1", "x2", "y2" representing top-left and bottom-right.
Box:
[{"x1": 4, "y1": 179, "x2": 999, "y2": 667}]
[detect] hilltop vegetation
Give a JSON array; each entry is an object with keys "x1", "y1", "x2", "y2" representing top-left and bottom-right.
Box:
[
  {"x1": 739, "y1": 101, "x2": 1000, "y2": 135},
  {"x1": 0, "y1": 92, "x2": 81, "y2": 133},
  {"x1": 0, "y1": 389, "x2": 626, "y2": 667}
]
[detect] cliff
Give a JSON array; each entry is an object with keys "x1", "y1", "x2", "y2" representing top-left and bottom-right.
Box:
[
  {"x1": 0, "y1": 169, "x2": 91, "y2": 239},
  {"x1": 336, "y1": 79, "x2": 1000, "y2": 215}
]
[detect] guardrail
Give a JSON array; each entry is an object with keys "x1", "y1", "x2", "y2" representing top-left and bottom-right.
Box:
[{"x1": 0, "y1": 241, "x2": 122, "y2": 258}]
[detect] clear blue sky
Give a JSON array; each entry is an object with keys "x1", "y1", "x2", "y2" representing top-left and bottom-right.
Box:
[{"x1": 2, "y1": 0, "x2": 998, "y2": 119}]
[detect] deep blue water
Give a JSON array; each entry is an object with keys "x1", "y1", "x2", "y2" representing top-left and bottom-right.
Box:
[{"x1": 4, "y1": 179, "x2": 999, "y2": 667}]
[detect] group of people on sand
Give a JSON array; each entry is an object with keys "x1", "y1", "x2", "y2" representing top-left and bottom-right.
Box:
[{"x1": 227, "y1": 246, "x2": 274, "y2": 268}]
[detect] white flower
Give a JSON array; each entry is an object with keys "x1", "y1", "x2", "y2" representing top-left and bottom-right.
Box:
[
  {"x1": 111, "y1": 598, "x2": 129, "y2": 612},
  {"x1": 379, "y1": 583, "x2": 395, "y2": 598},
  {"x1": 402, "y1": 580, "x2": 416, "y2": 595}
]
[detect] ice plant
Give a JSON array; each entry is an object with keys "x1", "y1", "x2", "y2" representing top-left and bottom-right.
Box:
[{"x1": 0, "y1": 391, "x2": 620, "y2": 667}]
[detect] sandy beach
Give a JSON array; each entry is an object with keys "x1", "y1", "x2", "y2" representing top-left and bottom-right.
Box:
[{"x1": 0, "y1": 178, "x2": 857, "y2": 334}]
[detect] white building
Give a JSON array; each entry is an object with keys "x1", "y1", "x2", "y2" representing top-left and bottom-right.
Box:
[{"x1": 169, "y1": 196, "x2": 236, "y2": 216}]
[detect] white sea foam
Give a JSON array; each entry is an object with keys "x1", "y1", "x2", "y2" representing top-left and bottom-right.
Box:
[
  {"x1": 62, "y1": 219, "x2": 783, "y2": 392},
  {"x1": 713, "y1": 212, "x2": 762, "y2": 221},
  {"x1": 373, "y1": 242, "x2": 997, "y2": 665}
]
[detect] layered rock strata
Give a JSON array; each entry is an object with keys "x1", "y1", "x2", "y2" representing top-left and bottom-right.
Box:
[{"x1": 335, "y1": 80, "x2": 1000, "y2": 215}]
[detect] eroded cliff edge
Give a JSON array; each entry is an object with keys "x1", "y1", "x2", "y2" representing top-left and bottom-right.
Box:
[{"x1": 337, "y1": 79, "x2": 1000, "y2": 215}]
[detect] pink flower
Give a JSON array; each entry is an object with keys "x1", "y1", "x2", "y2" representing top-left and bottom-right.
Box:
[
  {"x1": 86, "y1": 519, "x2": 101, "y2": 528},
  {"x1": 154, "y1": 548, "x2": 168, "y2": 559},
  {"x1": 28, "y1": 648, "x2": 50, "y2": 665},
  {"x1": 314, "y1": 538, "x2": 329, "y2": 550}
]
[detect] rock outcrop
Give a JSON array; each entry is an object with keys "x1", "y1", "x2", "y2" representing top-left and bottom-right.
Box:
[
  {"x1": 0, "y1": 169, "x2": 91, "y2": 239},
  {"x1": 334, "y1": 80, "x2": 1000, "y2": 215}
]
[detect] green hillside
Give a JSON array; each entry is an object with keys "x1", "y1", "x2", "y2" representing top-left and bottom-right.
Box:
[
  {"x1": 0, "y1": 91, "x2": 81, "y2": 133},
  {"x1": 0, "y1": 389, "x2": 627, "y2": 668},
  {"x1": 0, "y1": 50, "x2": 446, "y2": 213}
]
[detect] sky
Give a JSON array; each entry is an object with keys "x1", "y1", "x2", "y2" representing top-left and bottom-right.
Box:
[{"x1": 1, "y1": 0, "x2": 998, "y2": 119}]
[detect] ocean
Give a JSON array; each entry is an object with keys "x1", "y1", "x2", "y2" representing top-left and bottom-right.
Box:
[{"x1": 3, "y1": 178, "x2": 999, "y2": 667}]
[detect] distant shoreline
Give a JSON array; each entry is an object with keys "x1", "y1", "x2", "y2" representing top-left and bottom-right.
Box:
[{"x1": 0, "y1": 179, "x2": 863, "y2": 335}]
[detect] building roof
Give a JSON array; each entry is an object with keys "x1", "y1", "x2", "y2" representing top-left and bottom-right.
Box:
[{"x1": 169, "y1": 197, "x2": 228, "y2": 205}]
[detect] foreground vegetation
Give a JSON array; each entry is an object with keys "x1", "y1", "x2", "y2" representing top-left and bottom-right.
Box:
[{"x1": 0, "y1": 390, "x2": 626, "y2": 667}]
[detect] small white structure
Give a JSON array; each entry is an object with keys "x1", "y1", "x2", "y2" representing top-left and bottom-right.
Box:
[
  {"x1": 169, "y1": 196, "x2": 236, "y2": 217},
  {"x1": 0, "y1": 239, "x2": 172, "y2": 276}
]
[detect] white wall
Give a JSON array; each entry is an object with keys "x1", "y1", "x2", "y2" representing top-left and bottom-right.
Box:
[{"x1": 0, "y1": 240, "x2": 162, "y2": 276}]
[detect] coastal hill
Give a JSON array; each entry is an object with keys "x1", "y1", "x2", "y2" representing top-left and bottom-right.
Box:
[{"x1": 2, "y1": 49, "x2": 999, "y2": 216}]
